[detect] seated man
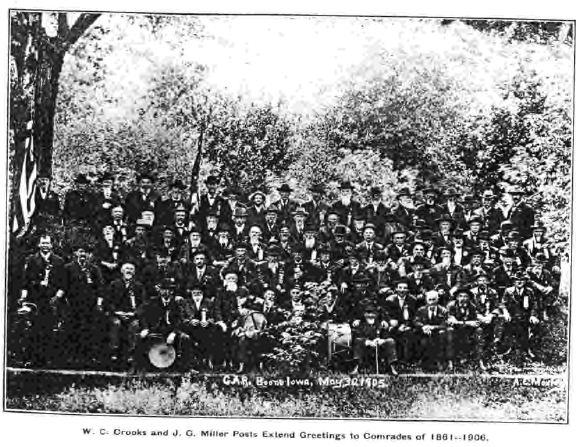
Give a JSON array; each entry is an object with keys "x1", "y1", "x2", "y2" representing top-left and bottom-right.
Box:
[
  {"x1": 178, "y1": 282, "x2": 227, "y2": 369},
  {"x1": 470, "y1": 271, "x2": 501, "y2": 353},
  {"x1": 446, "y1": 287, "x2": 486, "y2": 370},
  {"x1": 232, "y1": 296, "x2": 268, "y2": 373},
  {"x1": 384, "y1": 279, "x2": 419, "y2": 364},
  {"x1": 102, "y1": 262, "x2": 148, "y2": 368},
  {"x1": 351, "y1": 304, "x2": 398, "y2": 376},
  {"x1": 499, "y1": 272, "x2": 541, "y2": 359},
  {"x1": 414, "y1": 290, "x2": 452, "y2": 371},
  {"x1": 139, "y1": 277, "x2": 191, "y2": 371}
]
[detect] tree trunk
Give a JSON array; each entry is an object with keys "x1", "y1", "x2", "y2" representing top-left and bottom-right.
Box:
[{"x1": 9, "y1": 11, "x2": 99, "y2": 227}]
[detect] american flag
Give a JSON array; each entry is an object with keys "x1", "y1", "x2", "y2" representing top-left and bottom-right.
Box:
[{"x1": 12, "y1": 119, "x2": 38, "y2": 234}]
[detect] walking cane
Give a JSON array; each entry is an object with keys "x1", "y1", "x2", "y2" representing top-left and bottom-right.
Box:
[{"x1": 375, "y1": 342, "x2": 379, "y2": 375}]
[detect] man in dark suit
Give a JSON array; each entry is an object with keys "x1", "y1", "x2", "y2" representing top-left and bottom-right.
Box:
[
  {"x1": 302, "y1": 184, "x2": 329, "y2": 227},
  {"x1": 272, "y1": 183, "x2": 299, "y2": 225},
  {"x1": 262, "y1": 204, "x2": 281, "y2": 244},
  {"x1": 63, "y1": 173, "x2": 95, "y2": 224},
  {"x1": 385, "y1": 278, "x2": 419, "y2": 364},
  {"x1": 492, "y1": 249, "x2": 519, "y2": 295},
  {"x1": 507, "y1": 186, "x2": 535, "y2": 240},
  {"x1": 351, "y1": 304, "x2": 399, "y2": 375},
  {"x1": 414, "y1": 290, "x2": 453, "y2": 371},
  {"x1": 197, "y1": 175, "x2": 231, "y2": 225},
  {"x1": 446, "y1": 287, "x2": 486, "y2": 370},
  {"x1": 331, "y1": 180, "x2": 362, "y2": 228},
  {"x1": 356, "y1": 223, "x2": 384, "y2": 266},
  {"x1": 415, "y1": 188, "x2": 443, "y2": 231},
  {"x1": 124, "y1": 171, "x2": 162, "y2": 225},
  {"x1": 222, "y1": 242, "x2": 260, "y2": 290},
  {"x1": 390, "y1": 187, "x2": 414, "y2": 232},
  {"x1": 34, "y1": 176, "x2": 61, "y2": 228},
  {"x1": 103, "y1": 262, "x2": 148, "y2": 366},
  {"x1": 63, "y1": 244, "x2": 106, "y2": 366},
  {"x1": 231, "y1": 206, "x2": 250, "y2": 244},
  {"x1": 473, "y1": 190, "x2": 504, "y2": 236},
  {"x1": 439, "y1": 187, "x2": 466, "y2": 231},
  {"x1": 247, "y1": 190, "x2": 267, "y2": 229},
  {"x1": 17, "y1": 234, "x2": 67, "y2": 366},
  {"x1": 364, "y1": 186, "x2": 390, "y2": 235},
  {"x1": 178, "y1": 282, "x2": 227, "y2": 368},
  {"x1": 500, "y1": 272, "x2": 540, "y2": 359},
  {"x1": 157, "y1": 179, "x2": 191, "y2": 227},
  {"x1": 92, "y1": 172, "x2": 122, "y2": 232}
]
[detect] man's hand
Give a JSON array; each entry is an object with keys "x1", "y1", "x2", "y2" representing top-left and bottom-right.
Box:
[
  {"x1": 200, "y1": 320, "x2": 208, "y2": 328},
  {"x1": 529, "y1": 316, "x2": 540, "y2": 325},
  {"x1": 191, "y1": 319, "x2": 200, "y2": 326},
  {"x1": 380, "y1": 320, "x2": 390, "y2": 330},
  {"x1": 399, "y1": 324, "x2": 410, "y2": 332},
  {"x1": 49, "y1": 295, "x2": 59, "y2": 307},
  {"x1": 217, "y1": 321, "x2": 227, "y2": 332},
  {"x1": 503, "y1": 312, "x2": 511, "y2": 323},
  {"x1": 466, "y1": 320, "x2": 480, "y2": 328},
  {"x1": 166, "y1": 332, "x2": 177, "y2": 345},
  {"x1": 352, "y1": 319, "x2": 361, "y2": 328},
  {"x1": 140, "y1": 329, "x2": 150, "y2": 339},
  {"x1": 422, "y1": 325, "x2": 432, "y2": 335}
]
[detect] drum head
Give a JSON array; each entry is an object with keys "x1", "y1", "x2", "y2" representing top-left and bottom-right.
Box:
[{"x1": 148, "y1": 341, "x2": 176, "y2": 369}]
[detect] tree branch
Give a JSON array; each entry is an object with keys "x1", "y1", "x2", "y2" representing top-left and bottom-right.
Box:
[
  {"x1": 65, "y1": 13, "x2": 100, "y2": 47},
  {"x1": 57, "y1": 13, "x2": 70, "y2": 38}
]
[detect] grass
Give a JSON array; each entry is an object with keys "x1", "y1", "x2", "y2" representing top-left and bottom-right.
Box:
[{"x1": 5, "y1": 371, "x2": 567, "y2": 421}]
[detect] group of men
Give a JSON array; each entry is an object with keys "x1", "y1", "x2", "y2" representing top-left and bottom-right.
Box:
[{"x1": 14, "y1": 171, "x2": 561, "y2": 375}]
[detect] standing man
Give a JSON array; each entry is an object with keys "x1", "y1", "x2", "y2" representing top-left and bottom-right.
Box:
[
  {"x1": 272, "y1": 183, "x2": 299, "y2": 225},
  {"x1": 197, "y1": 175, "x2": 231, "y2": 224},
  {"x1": 157, "y1": 179, "x2": 190, "y2": 227},
  {"x1": 63, "y1": 173, "x2": 94, "y2": 225},
  {"x1": 507, "y1": 186, "x2": 535, "y2": 240},
  {"x1": 17, "y1": 234, "x2": 67, "y2": 366},
  {"x1": 390, "y1": 187, "x2": 415, "y2": 232},
  {"x1": 124, "y1": 171, "x2": 162, "y2": 225},
  {"x1": 331, "y1": 180, "x2": 362, "y2": 228}
]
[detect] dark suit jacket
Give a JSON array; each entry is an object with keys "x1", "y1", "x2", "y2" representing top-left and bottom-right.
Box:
[
  {"x1": 106, "y1": 278, "x2": 148, "y2": 314},
  {"x1": 509, "y1": 202, "x2": 535, "y2": 239},
  {"x1": 198, "y1": 194, "x2": 231, "y2": 224},
  {"x1": 501, "y1": 286, "x2": 539, "y2": 319},
  {"x1": 64, "y1": 261, "x2": 104, "y2": 311},
  {"x1": 385, "y1": 294, "x2": 419, "y2": 325},
  {"x1": 124, "y1": 189, "x2": 162, "y2": 224},
  {"x1": 331, "y1": 199, "x2": 363, "y2": 227},
  {"x1": 22, "y1": 253, "x2": 67, "y2": 304},
  {"x1": 63, "y1": 189, "x2": 95, "y2": 222},
  {"x1": 414, "y1": 305, "x2": 449, "y2": 330}
]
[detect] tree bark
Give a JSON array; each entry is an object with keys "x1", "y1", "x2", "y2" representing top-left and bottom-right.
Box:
[{"x1": 10, "y1": 11, "x2": 99, "y2": 219}]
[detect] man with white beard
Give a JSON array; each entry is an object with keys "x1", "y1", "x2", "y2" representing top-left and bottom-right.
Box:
[{"x1": 331, "y1": 180, "x2": 362, "y2": 228}]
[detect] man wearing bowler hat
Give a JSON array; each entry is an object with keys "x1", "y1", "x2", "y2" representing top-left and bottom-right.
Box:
[
  {"x1": 439, "y1": 186, "x2": 466, "y2": 230},
  {"x1": 446, "y1": 286, "x2": 486, "y2": 370},
  {"x1": 157, "y1": 178, "x2": 190, "y2": 227},
  {"x1": 385, "y1": 278, "x2": 419, "y2": 364},
  {"x1": 93, "y1": 172, "x2": 122, "y2": 231},
  {"x1": 272, "y1": 183, "x2": 299, "y2": 224},
  {"x1": 261, "y1": 204, "x2": 281, "y2": 244},
  {"x1": 331, "y1": 180, "x2": 363, "y2": 228},
  {"x1": 231, "y1": 205, "x2": 251, "y2": 244},
  {"x1": 351, "y1": 304, "x2": 399, "y2": 376},
  {"x1": 500, "y1": 271, "x2": 540, "y2": 359},
  {"x1": 290, "y1": 206, "x2": 310, "y2": 242},
  {"x1": 198, "y1": 175, "x2": 231, "y2": 225},
  {"x1": 125, "y1": 171, "x2": 162, "y2": 225},
  {"x1": 302, "y1": 184, "x2": 329, "y2": 227}
]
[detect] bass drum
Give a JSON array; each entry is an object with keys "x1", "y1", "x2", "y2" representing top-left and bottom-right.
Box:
[
  {"x1": 147, "y1": 334, "x2": 176, "y2": 370},
  {"x1": 327, "y1": 323, "x2": 352, "y2": 360}
]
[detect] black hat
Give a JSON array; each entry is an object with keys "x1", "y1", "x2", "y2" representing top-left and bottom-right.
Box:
[
  {"x1": 235, "y1": 241, "x2": 250, "y2": 250},
  {"x1": 218, "y1": 223, "x2": 231, "y2": 233},
  {"x1": 422, "y1": 187, "x2": 438, "y2": 196},
  {"x1": 304, "y1": 223, "x2": 318, "y2": 233},
  {"x1": 391, "y1": 228, "x2": 407, "y2": 237},
  {"x1": 474, "y1": 269, "x2": 491, "y2": 279},
  {"x1": 317, "y1": 243, "x2": 332, "y2": 255},
  {"x1": 170, "y1": 179, "x2": 186, "y2": 190},
  {"x1": 333, "y1": 225, "x2": 348, "y2": 237},
  {"x1": 532, "y1": 220, "x2": 546, "y2": 232},
  {"x1": 370, "y1": 186, "x2": 382, "y2": 195},
  {"x1": 339, "y1": 180, "x2": 354, "y2": 190},
  {"x1": 454, "y1": 286, "x2": 472, "y2": 298},
  {"x1": 468, "y1": 247, "x2": 485, "y2": 257},
  {"x1": 310, "y1": 184, "x2": 325, "y2": 194},
  {"x1": 468, "y1": 215, "x2": 484, "y2": 225},
  {"x1": 277, "y1": 183, "x2": 293, "y2": 193},
  {"x1": 507, "y1": 185, "x2": 525, "y2": 195},
  {"x1": 436, "y1": 245, "x2": 454, "y2": 256},
  {"x1": 99, "y1": 172, "x2": 114, "y2": 183},
  {"x1": 352, "y1": 209, "x2": 366, "y2": 221},
  {"x1": 137, "y1": 171, "x2": 156, "y2": 182},
  {"x1": 347, "y1": 249, "x2": 360, "y2": 259},
  {"x1": 249, "y1": 189, "x2": 267, "y2": 201},
  {"x1": 74, "y1": 173, "x2": 90, "y2": 184},
  {"x1": 363, "y1": 304, "x2": 378, "y2": 314},
  {"x1": 444, "y1": 187, "x2": 459, "y2": 197},
  {"x1": 266, "y1": 245, "x2": 283, "y2": 257},
  {"x1": 396, "y1": 187, "x2": 412, "y2": 197},
  {"x1": 292, "y1": 206, "x2": 310, "y2": 217},
  {"x1": 507, "y1": 230, "x2": 521, "y2": 240},
  {"x1": 512, "y1": 271, "x2": 529, "y2": 281},
  {"x1": 499, "y1": 248, "x2": 516, "y2": 258},
  {"x1": 160, "y1": 277, "x2": 178, "y2": 289},
  {"x1": 478, "y1": 231, "x2": 490, "y2": 241},
  {"x1": 292, "y1": 243, "x2": 305, "y2": 254},
  {"x1": 265, "y1": 204, "x2": 280, "y2": 214},
  {"x1": 363, "y1": 222, "x2": 376, "y2": 232},
  {"x1": 73, "y1": 242, "x2": 91, "y2": 252},
  {"x1": 206, "y1": 175, "x2": 219, "y2": 184},
  {"x1": 188, "y1": 282, "x2": 204, "y2": 292},
  {"x1": 436, "y1": 214, "x2": 454, "y2": 224},
  {"x1": 394, "y1": 278, "x2": 410, "y2": 287}
]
